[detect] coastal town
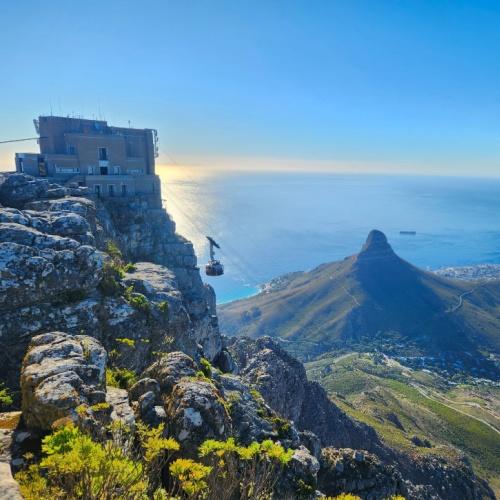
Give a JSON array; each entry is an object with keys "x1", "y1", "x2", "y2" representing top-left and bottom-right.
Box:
[{"x1": 434, "y1": 263, "x2": 500, "y2": 281}]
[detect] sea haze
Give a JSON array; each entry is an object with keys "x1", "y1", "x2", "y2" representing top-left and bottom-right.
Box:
[{"x1": 159, "y1": 170, "x2": 500, "y2": 304}]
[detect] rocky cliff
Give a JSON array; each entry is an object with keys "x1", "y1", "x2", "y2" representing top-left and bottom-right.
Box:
[
  {"x1": 0, "y1": 173, "x2": 495, "y2": 499},
  {"x1": 0, "y1": 173, "x2": 220, "y2": 396}
]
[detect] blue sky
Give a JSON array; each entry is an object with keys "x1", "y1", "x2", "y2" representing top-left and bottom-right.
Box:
[{"x1": 1, "y1": 1, "x2": 500, "y2": 176}]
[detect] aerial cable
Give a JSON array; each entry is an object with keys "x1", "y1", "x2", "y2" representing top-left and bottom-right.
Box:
[
  {"x1": 161, "y1": 185, "x2": 254, "y2": 284},
  {"x1": 160, "y1": 151, "x2": 315, "y2": 353},
  {"x1": 161, "y1": 180, "x2": 262, "y2": 284},
  {"x1": 158, "y1": 152, "x2": 267, "y2": 279},
  {"x1": 158, "y1": 149, "x2": 261, "y2": 281},
  {"x1": 0, "y1": 136, "x2": 46, "y2": 144}
]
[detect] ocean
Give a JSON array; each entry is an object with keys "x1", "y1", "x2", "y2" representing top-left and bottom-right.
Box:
[{"x1": 158, "y1": 168, "x2": 500, "y2": 304}]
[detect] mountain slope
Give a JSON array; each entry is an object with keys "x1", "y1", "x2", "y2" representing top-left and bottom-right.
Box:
[
  {"x1": 305, "y1": 352, "x2": 500, "y2": 495},
  {"x1": 219, "y1": 230, "x2": 500, "y2": 359}
]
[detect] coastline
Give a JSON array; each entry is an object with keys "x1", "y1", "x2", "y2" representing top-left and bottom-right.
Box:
[{"x1": 218, "y1": 262, "x2": 500, "y2": 306}]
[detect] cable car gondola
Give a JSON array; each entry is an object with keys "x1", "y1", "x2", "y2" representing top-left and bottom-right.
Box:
[{"x1": 205, "y1": 236, "x2": 224, "y2": 276}]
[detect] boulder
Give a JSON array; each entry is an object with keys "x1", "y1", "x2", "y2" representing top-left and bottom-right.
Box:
[
  {"x1": 219, "y1": 373, "x2": 274, "y2": 445},
  {"x1": 106, "y1": 387, "x2": 135, "y2": 429},
  {"x1": 318, "y1": 448, "x2": 405, "y2": 499},
  {"x1": 165, "y1": 379, "x2": 231, "y2": 455},
  {"x1": 0, "y1": 414, "x2": 23, "y2": 500},
  {"x1": 21, "y1": 332, "x2": 107, "y2": 430},
  {"x1": 142, "y1": 352, "x2": 197, "y2": 395},
  {"x1": 0, "y1": 239, "x2": 103, "y2": 311},
  {"x1": 278, "y1": 445, "x2": 320, "y2": 498},
  {"x1": 0, "y1": 173, "x2": 48, "y2": 208},
  {"x1": 0, "y1": 463, "x2": 22, "y2": 500},
  {"x1": 129, "y1": 378, "x2": 161, "y2": 402},
  {"x1": 299, "y1": 431, "x2": 322, "y2": 459}
]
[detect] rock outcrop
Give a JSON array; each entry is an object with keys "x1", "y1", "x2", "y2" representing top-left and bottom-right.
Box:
[
  {"x1": 165, "y1": 378, "x2": 231, "y2": 455},
  {"x1": 0, "y1": 173, "x2": 89, "y2": 208},
  {"x1": 20, "y1": 332, "x2": 107, "y2": 430},
  {"x1": 20, "y1": 331, "x2": 136, "y2": 439},
  {"x1": 142, "y1": 351, "x2": 197, "y2": 394},
  {"x1": 0, "y1": 413, "x2": 22, "y2": 500},
  {"x1": 227, "y1": 336, "x2": 387, "y2": 456},
  {"x1": 94, "y1": 194, "x2": 221, "y2": 359},
  {"x1": 318, "y1": 448, "x2": 405, "y2": 499},
  {"x1": 0, "y1": 173, "x2": 222, "y2": 395}
]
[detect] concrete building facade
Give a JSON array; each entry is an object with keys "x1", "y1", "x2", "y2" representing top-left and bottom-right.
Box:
[{"x1": 15, "y1": 116, "x2": 160, "y2": 197}]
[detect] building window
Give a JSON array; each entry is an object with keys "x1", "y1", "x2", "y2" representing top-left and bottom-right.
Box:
[
  {"x1": 67, "y1": 144, "x2": 76, "y2": 155},
  {"x1": 38, "y1": 156, "x2": 47, "y2": 177},
  {"x1": 55, "y1": 166, "x2": 79, "y2": 174},
  {"x1": 98, "y1": 147, "x2": 108, "y2": 161},
  {"x1": 94, "y1": 185, "x2": 101, "y2": 196},
  {"x1": 108, "y1": 184, "x2": 115, "y2": 197},
  {"x1": 121, "y1": 184, "x2": 127, "y2": 196},
  {"x1": 113, "y1": 165, "x2": 121, "y2": 175},
  {"x1": 88, "y1": 166, "x2": 94, "y2": 175}
]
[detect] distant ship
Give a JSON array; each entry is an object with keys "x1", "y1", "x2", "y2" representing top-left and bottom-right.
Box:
[{"x1": 400, "y1": 230, "x2": 416, "y2": 235}]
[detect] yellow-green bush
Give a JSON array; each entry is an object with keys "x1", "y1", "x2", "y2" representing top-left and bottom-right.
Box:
[
  {"x1": 16, "y1": 422, "x2": 184, "y2": 500},
  {"x1": 198, "y1": 437, "x2": 293, "y2": 499},
  {"x1": 106, "y1": 367, "x2": 138, "y2": 390},
  {"x1": 169, "y1": 458, "x2": 212, "y2": 497},
  {"x1": 0, "y1": 383, "x2": 12, "y2": 409},
  {"x1": 16, "y1": 424, "x2": 297, "y2": 500},
  {"x1": 199, "y1": 357, "x2": 212, "y2": 378},
  {"x1": 16, "y1": 424, "x2": 147, "y2": 499}
]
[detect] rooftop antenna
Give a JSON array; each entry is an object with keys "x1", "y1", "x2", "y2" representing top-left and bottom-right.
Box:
[
  {"x1": 49, "y1": 100, "x2": 53, "y2": 116},
  {"x1": 128, "y1": 120, "x2": 131, "y2": 128}
]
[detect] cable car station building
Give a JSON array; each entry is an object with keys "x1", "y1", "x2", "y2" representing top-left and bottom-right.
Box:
[{"x1": 15, "y1": 116, "x2": 160, "y2": 198}]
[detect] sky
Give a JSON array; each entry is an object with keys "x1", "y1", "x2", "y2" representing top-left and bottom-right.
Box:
[{"x1": 1, "y1": 0, "x2": 500, "y2": 176}]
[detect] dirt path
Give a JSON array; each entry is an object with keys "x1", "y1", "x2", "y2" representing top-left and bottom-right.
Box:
[
  {"x1": 411, "y1": 383, "x2": 500, "y2": 436},
  {"x1": 342, "y1": 286, "x2": 360, "y2": 306},
  {"x1": 447, "y1": 289, "x2": 474, "y2": 313}
]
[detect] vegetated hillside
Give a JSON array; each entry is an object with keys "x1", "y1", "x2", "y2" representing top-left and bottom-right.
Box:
[
  {"x1": 305, "y1": 352, "x2": 500, "y2": 496},
  {"x1": 219, "y1": 230, "x2": 500, "y2": 363}
]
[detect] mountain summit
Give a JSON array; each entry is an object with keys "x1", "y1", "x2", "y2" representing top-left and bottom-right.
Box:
[
  {"x1": 219, "y1": 230, "x2": 500, "y2": 361},
  {"x1": 359, "y1": 229, "x2": 394, "y2": 256}
]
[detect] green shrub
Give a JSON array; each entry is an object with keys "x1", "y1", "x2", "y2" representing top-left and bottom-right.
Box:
[
  {"x1": 106, "y1": 367, "x2": 138, "y2": 390},
  {"x1": 137, "y1": 423, "x2": 180, "y2": 493},
  {"x1": 122, "y1": 262, "x2": 137, "y2": 273},
  {"x1": 105, "y1": 241, "x2": 123, "y2": 262},
  {"x1": 198, "y1": 437, "x2": 293, "y2": 499},
  {"x1": 115, "y1": 337, "x2": 136, "y2": 348},
  {"x1": 124, "y1": 286, "x2": 150, "y2": 313},
  {"x1": 270, "y1": 416, "x2": 292, "y2": 439},
  {"x1": 16, "y1": 423, "x2": 173, "y2": 500},
  {"x1": 90, "y1": 402, "x2": 111, "y2": 412},
  {"x1": 296, "y1": 478, "x2": 315, "y2": 498},
  {"x1": 169, "y1": 458, "x2": 212, "y2": 497},
  {"x1": 99, "y1": 261, "x2": 123, "y2": 296},
  {"x1": 158, "y1": 301, "x2": 169, "y2": 316},
  {"x1": 199, "y1": 358, "x2": 212, "y2": 379},
  {"x1": 15, "y1": 423, "x2": 299, "y2": 500},
  {"x1": 195, "y1": 370, "x2": 209, "y2": 381},
  {"x1": 0, "y1": 383, "x2": 13, "y2": 409}
]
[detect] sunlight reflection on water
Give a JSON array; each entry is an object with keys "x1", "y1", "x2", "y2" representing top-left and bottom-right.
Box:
[{"x1": 157, "y1": 166, "x2": 500, "y2": 304}]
